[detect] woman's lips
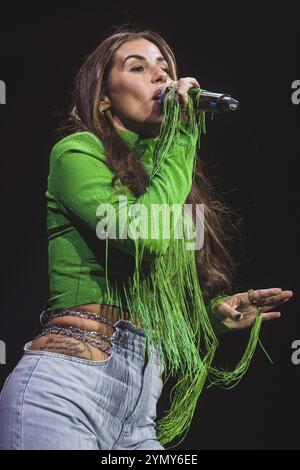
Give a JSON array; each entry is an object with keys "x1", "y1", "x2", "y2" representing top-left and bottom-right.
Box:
[
  {"x1": 152, "y1": 87, "x2": 165, "y2": 100},
  {"x1": 153, "y1": 99, "x2": 162, "y2": 109}
]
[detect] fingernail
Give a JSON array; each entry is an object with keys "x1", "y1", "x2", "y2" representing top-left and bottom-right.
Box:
[{"x1": 234, "y1": 313, "x2": 242, "y2": 321}]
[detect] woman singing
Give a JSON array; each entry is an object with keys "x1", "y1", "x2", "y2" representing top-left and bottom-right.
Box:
[{"x1": 0, "y1": 26, "x2": 293, "y2": 450}]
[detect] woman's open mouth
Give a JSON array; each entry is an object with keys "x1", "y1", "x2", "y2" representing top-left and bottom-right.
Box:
[{"x1": 152, "y1": 99, "x2": 162, "y2": 113}]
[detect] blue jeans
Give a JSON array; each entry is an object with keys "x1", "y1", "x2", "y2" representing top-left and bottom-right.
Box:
[{"x1": 0, "y1": 319, "x2": 165, "y2": 450}]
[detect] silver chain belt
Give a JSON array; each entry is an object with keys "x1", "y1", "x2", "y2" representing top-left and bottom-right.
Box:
[
  {"x1": 34, "y1": 306, "x2": 127, "y2": 356},
  {"x1": 40, "y1": 307, "x2": 117, "y2": 328}
]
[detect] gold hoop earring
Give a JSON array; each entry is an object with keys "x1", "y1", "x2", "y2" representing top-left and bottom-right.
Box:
[{"x1": 99, "y1": 101, "x2": 111, "y2": 114}]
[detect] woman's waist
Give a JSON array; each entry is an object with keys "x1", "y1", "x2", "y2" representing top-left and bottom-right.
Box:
[{"x1": 28, "y1": 303, "x2": 145, "y2": 362}]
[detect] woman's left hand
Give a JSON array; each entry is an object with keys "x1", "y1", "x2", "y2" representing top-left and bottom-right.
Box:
[{"x1": 212, "y1": 287, "x2": 294, "y2": 330}]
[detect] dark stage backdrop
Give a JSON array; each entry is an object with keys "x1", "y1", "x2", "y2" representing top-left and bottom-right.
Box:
[{"x1": 0, "y1": 4, "x2": 299, "y2": 450}]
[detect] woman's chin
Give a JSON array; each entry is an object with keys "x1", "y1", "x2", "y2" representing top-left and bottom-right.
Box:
[{"x1": 144, "y1": 113, "x2": 163, "y2": 126}]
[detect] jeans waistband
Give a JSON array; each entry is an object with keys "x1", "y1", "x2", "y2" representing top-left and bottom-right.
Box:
[{"x1": 113, "y1": 319, "x2": 146, "y2": 338}]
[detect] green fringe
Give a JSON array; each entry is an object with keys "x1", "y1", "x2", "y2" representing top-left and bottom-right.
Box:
[
  {"x1": 205, "y1": 294, "x2": 233, "y2": 335},
  {"x1": 102, "y1": 85, "x2": 270, "y2": 449}
]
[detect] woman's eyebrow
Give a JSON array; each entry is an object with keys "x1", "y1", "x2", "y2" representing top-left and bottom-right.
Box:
[{"x1": 122, "y1": 54, "x2": 167, "y2": 66}]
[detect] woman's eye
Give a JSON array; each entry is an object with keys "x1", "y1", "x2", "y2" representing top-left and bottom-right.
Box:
[
  {"x1": 130, "y1": 65, "x2": 144, "y2": 72},
  {"x1": 130, "y1": 66, "x2": 170, "y2": 74}
]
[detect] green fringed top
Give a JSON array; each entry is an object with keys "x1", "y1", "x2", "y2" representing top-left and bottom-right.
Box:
[{"x1": 45, "y1": 85, "x2": 265, "y2": 448}]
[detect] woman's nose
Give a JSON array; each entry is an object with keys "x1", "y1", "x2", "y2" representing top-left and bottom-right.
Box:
[{"x1": 152, "y1": 68, "x2": 168, "y2": 83}]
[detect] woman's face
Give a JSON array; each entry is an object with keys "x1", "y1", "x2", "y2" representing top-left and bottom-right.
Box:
[{"x1": 104, "y1": 38, "x2": 174, "y2": 138}]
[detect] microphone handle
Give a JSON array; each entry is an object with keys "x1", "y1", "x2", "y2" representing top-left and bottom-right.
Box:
[{"x1": 160, "y1": 87, "x2": 239, "y2": 113}]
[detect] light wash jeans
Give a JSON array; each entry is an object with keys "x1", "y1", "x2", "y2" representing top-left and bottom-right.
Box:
[{"x1": 0, "y1": 319, "x2": 165, "y2": 450}]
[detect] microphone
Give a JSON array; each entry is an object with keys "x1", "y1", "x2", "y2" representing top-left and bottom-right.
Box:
[{"x1": 159, "y1": 86, "x2": 239, "y2": 113}]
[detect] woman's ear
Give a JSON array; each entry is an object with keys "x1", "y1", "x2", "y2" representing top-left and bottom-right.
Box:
[{"x1": 99, "y1": 94, "x2": 111, "y2": 114}]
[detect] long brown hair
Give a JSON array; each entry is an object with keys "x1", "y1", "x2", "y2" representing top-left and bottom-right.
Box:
[{"x1": 52, "y1": 24, "x2": 244, "y2": 303}]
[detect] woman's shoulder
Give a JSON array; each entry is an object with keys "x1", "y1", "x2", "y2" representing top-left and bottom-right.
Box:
[{"x1": 50, "y1": 130, "x2": 105, "y2": 161}]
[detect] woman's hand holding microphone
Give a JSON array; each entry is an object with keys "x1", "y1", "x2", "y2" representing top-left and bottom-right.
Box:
[{"x1": 165, "y1": 77, "x2": 201, "y2": 121}]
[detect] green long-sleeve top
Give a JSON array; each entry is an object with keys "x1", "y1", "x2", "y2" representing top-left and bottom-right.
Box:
[
  {"x1": 45, "y1": 126, "x2": 205, "y2": 312},
  {"x1": 45, "y1": 124, "x2": 231, "y2": 337}
]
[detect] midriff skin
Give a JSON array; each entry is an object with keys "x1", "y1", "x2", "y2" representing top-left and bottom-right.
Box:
[{"x1": 28, "y1": 303, "x2": 144, "y2": 362}]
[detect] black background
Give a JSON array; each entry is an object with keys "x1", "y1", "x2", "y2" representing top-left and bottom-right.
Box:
[{"x1": 0, "y1": 3, "x2": 299, "y2": 450}]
